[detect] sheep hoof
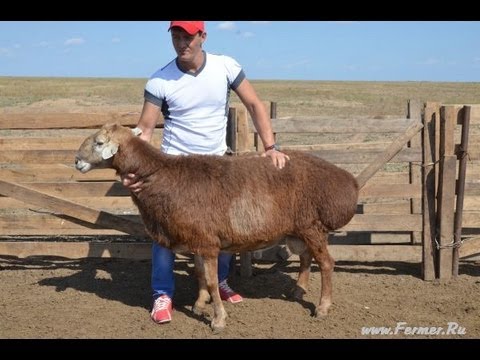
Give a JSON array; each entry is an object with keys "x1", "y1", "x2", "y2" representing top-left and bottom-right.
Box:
[
  {"x1": 192, "y1": 304, "x2": 207, "y2": 316},
  {"x1": 291, "y1": 285, "x2": 306, "y2": 300},
  {"x1": 211, "y1": 320, "x2": 226, "y2": 334},
  {"x1": 315, "y1": 305, "x2": 330, "y2": 318}
]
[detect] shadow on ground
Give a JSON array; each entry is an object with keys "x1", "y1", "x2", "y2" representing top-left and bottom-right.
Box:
[{"x1": 0, "y1": 255, "x2": 478, "y2": 321}]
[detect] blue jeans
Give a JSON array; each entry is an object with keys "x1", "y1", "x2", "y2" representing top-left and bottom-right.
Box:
[{"x1": 151, "y1": 241, "x2": 233, "y2": 299}]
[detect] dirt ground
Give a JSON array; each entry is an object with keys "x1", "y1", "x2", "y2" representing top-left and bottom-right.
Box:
[{"x1": 1, "y1": 253, "x2": 479, "y2": 339}]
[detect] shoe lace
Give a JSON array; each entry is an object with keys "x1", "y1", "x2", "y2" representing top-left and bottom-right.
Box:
[
  {"x1": 219, "y1": 280, "x2": 234, "y2": 295},
  {"x1": 152, "y1": 296, "x2": 171, "y2": 312}
]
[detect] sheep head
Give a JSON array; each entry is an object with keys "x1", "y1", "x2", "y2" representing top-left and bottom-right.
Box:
[{"x1": 75, "y1": 122, "x2": 142, "y2": 173}]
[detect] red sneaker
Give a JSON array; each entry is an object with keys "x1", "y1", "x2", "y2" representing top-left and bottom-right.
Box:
[
  {"x1": 218, "y1": 280, "x2": 243, "y2": 304},
  {"x1": 150, "y1": 295, "x2": 173, "y2": 324}
]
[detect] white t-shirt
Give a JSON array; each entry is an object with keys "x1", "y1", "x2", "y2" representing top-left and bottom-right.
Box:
[{"x1": 144, "y1": 51, "x2": 245, "y2": 155}]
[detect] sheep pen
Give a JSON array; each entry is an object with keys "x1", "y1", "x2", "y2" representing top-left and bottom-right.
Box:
[{"x1": 74, "y1": 122, "x2": 359, "y2": 332}]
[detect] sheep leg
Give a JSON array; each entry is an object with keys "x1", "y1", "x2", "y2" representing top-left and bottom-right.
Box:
[
  {"x1": 203, "y1": 256, "x2": 228, "y2": 333},
  {"x1": 192, "y1": 255, "x2": 211, "y2": 316},
  {"x1": 300, "y1": 227, "x2": 334, "y2": 317},
  {"x1": 292, "y1": 248, "x2": 312, "y2": 300}
]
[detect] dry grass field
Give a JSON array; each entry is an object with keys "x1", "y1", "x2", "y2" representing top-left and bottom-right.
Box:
[
  {"x1": 1, "y1": 77, "x2": 479, "y2": 340},
  {"x1": 2, "y1": 77, "x2": 480, "y2": 117}
]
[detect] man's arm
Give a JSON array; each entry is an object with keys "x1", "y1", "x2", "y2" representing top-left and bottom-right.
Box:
[
  {"x1": 234, "y1": 79, "x2": 290, "y2": 169},
  {"x1": 136, "y1": 100, "x2": 162, "y2": 142},
  {"x1": 122, "y1": 100, "x2": 162, "y2": 192}
]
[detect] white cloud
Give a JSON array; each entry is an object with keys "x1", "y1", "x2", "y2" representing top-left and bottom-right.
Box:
[
  {"x1": 35, "y1": 41, "x2": 50, "y2": 47},
  {"x1": 250, "y1": 21, "x2": 270, "y2": 25},
  {"x1": 282, "y1": 59, "x2": 311, "y2": 69},
  {"x1": 418, "y1": 57, "x2": 440, "y2": 65},
  {"x1": 217, "y1": 21, "x2": 235, "y2": 31},
  {"x1": 64, "y1": 37, "x2": 85, "y2": 46},
  {"x1": 0, "y1": 47, "x2": 13, "y2": 57},
  {"x1": 241, "y1": 32, "x2": 255, "y2": 38},
  {"x1": 111, "y1": 37, "x2": 121, "y2": 43}
]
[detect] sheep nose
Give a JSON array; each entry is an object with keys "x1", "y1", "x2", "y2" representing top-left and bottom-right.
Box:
[{"x1": 75, "y1": 156, "x2": 80, "y2": 165}]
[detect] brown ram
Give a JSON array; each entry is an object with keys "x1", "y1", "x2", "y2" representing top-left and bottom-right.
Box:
[{"x1": 75, "y1": 123, "x2": 359, "y2": 332}]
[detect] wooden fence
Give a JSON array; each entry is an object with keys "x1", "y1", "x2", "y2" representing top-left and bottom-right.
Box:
[{"x1": 0, "y1": 101, "x2": 479, "y2": 280}]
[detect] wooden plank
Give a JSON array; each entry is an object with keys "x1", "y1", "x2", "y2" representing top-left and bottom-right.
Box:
[
  {"x1": 0, "y1": 212, "x2": 422, "y2": 235},
  {"x1": 0, "y1": 135, "x2": 162, "y2": 150},
  {"x1": 459, "y1": 236, "x2": 480, "y2": 258},
  {"x1": 281, "y1": 142, "x2": 392, "y2": 151},
  {"x1": 453, "y1": 106, "x2": 471, "y2": 277},
  {"x1": 0, "y1": 179, "x2": 146, "y2": 236},
  {"x1": 408, "y1": 100, "x2": 423, "y2": 244},
  {"x1": 355, "y1": 120, "x2": 423, "y2": 188},
  {"x1": 305, "y1": 148, "x2": 422, "y2": 164},
  {"x1": 0, "y1": 196, "x2": 137, "y2": 211},
  {"x1": 436, "y1": 155, "x2": 457, "y2": 280},
  {"x1": 340, "y1": 214, "x2": 422, "y2": 232},
  {"x1": 463, "y1": 197, "x2": 480, "y2": 211},
  {"x1": 422, "y1": 102, "x2": 440, "y2": 280},
  {"x1": 0, "y1": 214, "x2": 135, "y2": 235},
  {"x1": 235, "y1": 105, "x2": 252, "y2": 153},
  {"x1": 329, "y1": 244, "x2": 421, "y2": 262},
  {"x1": 360, "y1": 202, "x2": 411, "y2": 214},
  {"x1": 0, "y1": 164, "x2": 119, "y2": 182},
  {"x1": 226, "y1": 107, "x2": 237, "y2": 153},
  {"x1": 0, "y1": 241, "x2": 422, "y2": 262},
  {"x1": 0, "y1": 166, "x2": 118, "y2": 182},
  {"x1": 462, "y1": 212, "x2": 480, "y2": 227},
  {"x1": 360, "y1": 183, "x2": 421, "y2": 198},
  {"x1": 464, "y1": 181, "x2": 480, "y2": 195},
  {"x1": 440, "y1": 106, "x2": 457, "y2": 156},
  {"x1": 368, "y1": 172, "x2": 410, "y2": 184},
  {"x1": 0, "y1": 241, "x2": 151, "y2": 259},
  {"x1": 0, "y1": 150, "x2": 76, "y2": 164},
  {"x1": 0, "y1": 112, "x2": 143, "y2": 129},
  {"x1": 468, "y1": 105, "x2": 480, "y2": 124},
  {"x1": 266, "y1": 117, "x2": 414, "y2": 134},
  {"x1": 18, "y1": 182, "x2": 128, "y2": 197}
]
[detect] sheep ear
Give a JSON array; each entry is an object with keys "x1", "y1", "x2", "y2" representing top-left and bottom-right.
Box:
[
  {"x1": 132, "y1": 127, "x2": 142, "y2": 136},
  {"x1": 101, "y1": 143, "x2": 118, "y2": 159}
]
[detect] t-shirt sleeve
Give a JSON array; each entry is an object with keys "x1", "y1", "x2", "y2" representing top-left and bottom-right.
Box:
[
  {"x1": 223, "y1": 55, "x2": 246, "y2": 90},
  {"x1": 144, "y1": 78, "x2": 164, "y2": 107}
]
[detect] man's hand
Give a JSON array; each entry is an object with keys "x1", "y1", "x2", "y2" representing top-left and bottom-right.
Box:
[
  {"x1": 262, "y1": 149, "x2": 290, "y2": 169},
  {"x1": 121, "y1": 173, "x2": 144, "y2": 194}
]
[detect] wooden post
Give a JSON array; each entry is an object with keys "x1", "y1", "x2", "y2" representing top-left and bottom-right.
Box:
[
  {"x1": 235, "y1": 105, "x2": 252, "y2": 153},
  {"x1": 407, "y1": 100, "x2": 423, "y2": 244},
  {"x1": 422, "y1": 102, "x2": 440, "y2": 280},
  {"x1": 270, "y1": 102, "x2": 277, "y2": 119},
  {"x1": 452, "y1": 106, "x2": 471, "y2": 277},
  {"x1": 226, "y1": 107, "x2": 237, "y2": 154},
  {"x1": 229, "y1": 105, "x2": 253, "y2": 277},
  {"x1": 436, "y1": 106, "x2": 457, "y2": 280}
]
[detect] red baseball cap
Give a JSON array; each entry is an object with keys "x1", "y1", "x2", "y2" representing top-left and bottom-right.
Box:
[{"x1": 168, "y1": 21, "x2": 205, "y2": 35}]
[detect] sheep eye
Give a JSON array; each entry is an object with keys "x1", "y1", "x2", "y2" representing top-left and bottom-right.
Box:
[{"x1": 96, "y1": 141, "x2": 104, "y2": 146}]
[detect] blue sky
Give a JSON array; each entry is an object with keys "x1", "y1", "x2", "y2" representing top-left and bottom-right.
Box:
[{"x1": 1, "y1": 21, "x2": 479, "y2": 81}]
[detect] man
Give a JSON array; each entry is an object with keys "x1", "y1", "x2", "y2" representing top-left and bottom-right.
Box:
[{"x1": 123, "y1": 21, "x2": 290, "y2": 324}]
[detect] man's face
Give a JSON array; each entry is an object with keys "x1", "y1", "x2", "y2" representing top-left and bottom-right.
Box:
[{"x1": 171, "y1": 27, "x2": 204, "y2": 61}]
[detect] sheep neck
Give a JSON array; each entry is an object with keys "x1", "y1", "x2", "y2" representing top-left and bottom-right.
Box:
[{"x1": 112, "y1": 136, "x2": 165, "y2": 180}]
